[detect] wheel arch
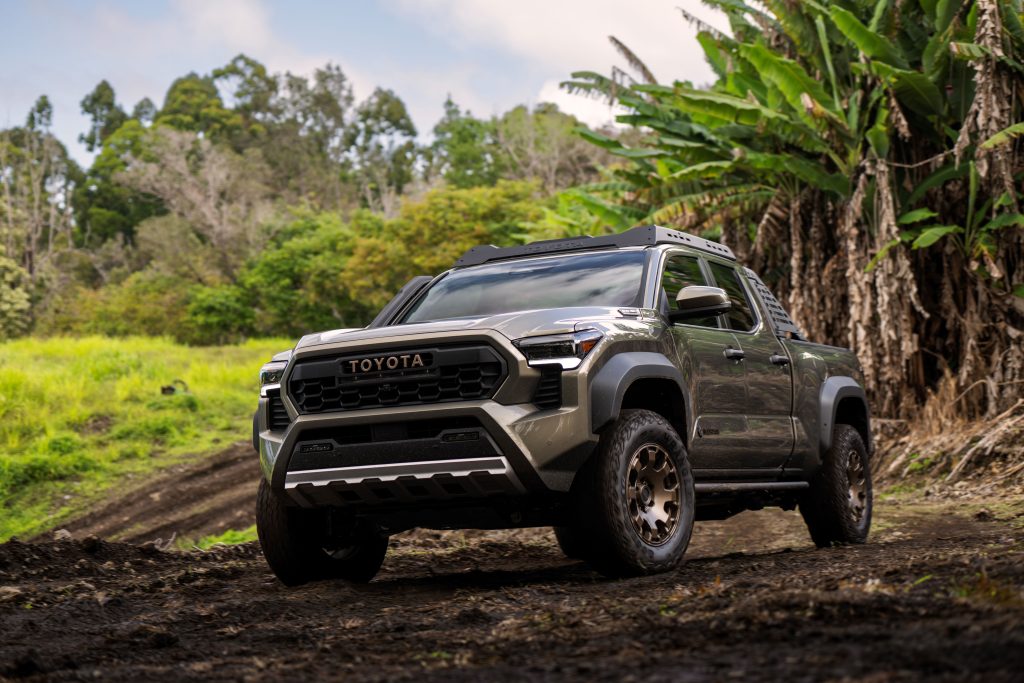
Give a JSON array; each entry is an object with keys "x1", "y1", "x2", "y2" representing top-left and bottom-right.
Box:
[
  {"x1": 819, "y1": 376, "x2": 872, "y2": 455},
  {"x1": 589, "y1": 352, "x2": 691, "y2": 444}
]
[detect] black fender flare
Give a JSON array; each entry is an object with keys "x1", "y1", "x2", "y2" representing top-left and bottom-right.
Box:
[
  {"x1": 589, "y1": 352, "x2": 691, "y2": 437},
  {"x1": 819, "y1": 376, "x2": 872, "y2": 454}
]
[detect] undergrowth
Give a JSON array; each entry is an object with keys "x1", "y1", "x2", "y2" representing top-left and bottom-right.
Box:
[{"x1": 0, "y1": 336, "x2": 290, "y2": 540}]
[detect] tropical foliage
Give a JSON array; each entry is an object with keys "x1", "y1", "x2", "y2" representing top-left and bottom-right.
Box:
[{"x1": 565, "y1": 0, "x2": 1024, "y2": 417}]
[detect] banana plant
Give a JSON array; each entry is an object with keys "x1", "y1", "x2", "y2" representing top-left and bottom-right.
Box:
[{"x1": 563, "y1": 0, "x2": 1023, "y2": 269}]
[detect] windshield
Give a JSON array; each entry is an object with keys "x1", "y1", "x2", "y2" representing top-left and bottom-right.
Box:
[{"x1": 401, "y1": 250, "x2": 647, "y2": 324}]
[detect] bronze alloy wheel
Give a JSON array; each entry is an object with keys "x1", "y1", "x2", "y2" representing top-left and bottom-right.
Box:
[
  {"x1": 847, "y1": 448, "x2": 868, "y2": 523},
  {"x1": 625, "y1": 443, "x2": 681, "y2": 545}
]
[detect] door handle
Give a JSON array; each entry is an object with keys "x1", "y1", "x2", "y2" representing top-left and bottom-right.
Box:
[
  {"x1": 769, "y1": 353, "x2": 790, "y2": 366},
  {"x1": 723, "y1": 348, "x2": 745, "y2": 361}
]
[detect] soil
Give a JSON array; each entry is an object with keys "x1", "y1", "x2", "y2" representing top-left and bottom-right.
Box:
[
  {"x1": 5, "y1": 447, "x2": 1024, "y2": 682},
  {"x1": 54, "y1": 443, "x2": 261, "y2": 545}
]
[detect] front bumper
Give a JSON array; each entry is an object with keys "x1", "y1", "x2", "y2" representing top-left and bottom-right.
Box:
[{"x1": 257, "y1": 329, "x2": 599, "y2": 507}]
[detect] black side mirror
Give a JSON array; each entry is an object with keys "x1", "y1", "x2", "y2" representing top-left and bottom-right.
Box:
[{"x1": 670, "y1": 285, "x2": 731, "y2": 322}]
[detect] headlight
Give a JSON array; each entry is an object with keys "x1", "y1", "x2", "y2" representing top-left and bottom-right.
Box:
[
  {"x1": 514, "y1": 329, "x2": 602, "y2": 370},
  {"x1": 259, "y1": 361, "x2": 287, "y2": 393}
]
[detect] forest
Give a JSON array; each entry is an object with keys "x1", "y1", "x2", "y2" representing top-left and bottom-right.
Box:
[{"x1": 1, "y1": 0, "x2": 1022, "y2": 425}]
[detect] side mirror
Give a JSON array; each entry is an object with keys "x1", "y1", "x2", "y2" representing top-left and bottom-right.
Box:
[{"x1": 670, "y1": 286, "x2": 731, "y2": 322}]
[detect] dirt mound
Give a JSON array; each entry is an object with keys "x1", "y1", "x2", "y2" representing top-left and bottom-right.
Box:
[
  {"x1": 2, "y1": 500, "x2": 1023, "y2": 682},
  {"x1": 51, "y1": 442, "x2": 261, "y2": 545}
]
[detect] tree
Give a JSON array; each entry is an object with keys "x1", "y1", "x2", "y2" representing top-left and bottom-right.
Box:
[
  {"x1": 131, "y1": 97, "x2": 156, "y2": 125},
  {"x1": 155, "y1": 73, "x2": 244, "y2": 140},
  {"x1": 74, "y1": 118, "x2": 164, "y2": 246},
  {"x1": 0, "y1": 249, "x2": 30, "y2": 339},
  {"x1": 564, "y1": 0, "x2": 1024, "y2": 417},
  {"x1": 0, "y1": 96, "x2": 78, "y2": 282},
  {"x1": 79, "y1": 80, "x2": 127, "y2": 152},
  {"x1": 343, "y1": 87, "x2": 418, "y2": 215},
  {"x1": 117, "y1": 127, "x2": 273, "y2": 280},
  {"x1": 428, "y1": 97, "x2": 503, "y2": 188},
  {"x1": 495, "y1": 103, "x2": 612, "y2": 193}
]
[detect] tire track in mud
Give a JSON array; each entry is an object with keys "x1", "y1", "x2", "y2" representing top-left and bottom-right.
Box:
[
  {"x1": 54, "y1": 443, "x2": 260, "y2": 544},
  {"x1": 4, "y1": 495, "x2": 1023, "y2": 682}
]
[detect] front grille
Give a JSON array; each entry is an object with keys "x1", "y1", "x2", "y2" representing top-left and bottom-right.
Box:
[
  {"x1": 288, "y1": 345, "x2": 506, "y2": 414},
  {"x1": 533, "y1": 366, "x2": 563, "y2": 410},
  {"x1": 267, "y1": 389, "x2": 291, "y2": 430},
  {"x1": 288, "y1": 417, "x2": 496, "y2": 472},
  {"x1": 298, "y1": 417, "x2": 483, "y2": 446}
]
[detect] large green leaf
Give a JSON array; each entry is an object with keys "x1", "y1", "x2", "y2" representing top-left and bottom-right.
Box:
[
  {"x1": 670, "y1": 89, "x2": 777, "y2": 125},
  {"x1": 697, "y1": 32, "x2": 729, "y2": 78},
  {"x1": 666, "y1": 160, "x2": 737, "y2": 182},
  {"x1": 912, "y1": 224, "x2": 962, "y2": 248},
  {"x1": 830, "y1": 6, "x2": 910, "y2": 68},
  {"x1": 906, "y1": 163, "x2": 969, "y2": 205},
  {"x1": 934, "y1": 0, "x2": 960, "y2": 33},
  {"x1": 743, "y1": 151, "x2": 848, "y2": 195},
  {"x1": 738, "y1": 43, "x2": 841, "y2": 120},
  {"x1": 982, "y1": 213, "x2": 1024, "y2": 231},
  {"x1": 898, "y1": 208, "x2": 939, "y2": 224},
  {"x1": 574, "y1": 127, "x2": 625, "y2": 151},
  {"x1": 866, "y1": 103, "x2": 891, "y2": 157},
  {"x1": 871, "y1": 62, "x2": 945, "y2": 116},
  {"x1": 980, "y1": 122, "x2": 1024, "y2": 150}
]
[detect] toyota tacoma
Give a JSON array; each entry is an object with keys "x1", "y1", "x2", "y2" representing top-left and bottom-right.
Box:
[{"x1": 253, "y1": 225, "x2": 873, "y2": 585}]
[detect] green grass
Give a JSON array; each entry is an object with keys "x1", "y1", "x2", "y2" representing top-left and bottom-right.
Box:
[
  {"x1": 177, "y1": 524, "x2": 258, "y2": 550},
  {"x1": 0, "y1": 336, "x2": 291, "y2": 541}
]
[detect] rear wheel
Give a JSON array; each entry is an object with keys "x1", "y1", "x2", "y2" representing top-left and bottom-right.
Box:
[
  {"x1": 569, "y1": 409, "x2": 695, "y2": 577},
  {"x1": 799, "y1": 424, "x2": 872, "y2": 547},
  {"x1": 256, "y1": 479, "x2": 388, "y2": 586}
]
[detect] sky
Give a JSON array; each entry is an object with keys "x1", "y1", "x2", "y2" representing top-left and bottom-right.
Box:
[{"x1": 0, "y1": 0, "x2": 727, "y2": 165}]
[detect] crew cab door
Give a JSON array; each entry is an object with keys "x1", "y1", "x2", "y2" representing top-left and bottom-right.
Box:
[
  {"x1": 703, "y1": 260, "x2": 794, "y2": 464},
  {"x1": 659, "y1": 252, "x2": 749, "y2": 471}
]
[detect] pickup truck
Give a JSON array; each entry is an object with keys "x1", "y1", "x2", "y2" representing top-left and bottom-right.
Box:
[{"x1": 252, "y1": 225, "x2": 873, "y2": 585}]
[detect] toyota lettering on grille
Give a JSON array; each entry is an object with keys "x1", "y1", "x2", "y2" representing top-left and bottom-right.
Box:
[{"x1": 343, "y1": 353, "x2": 428, "y2": 374}]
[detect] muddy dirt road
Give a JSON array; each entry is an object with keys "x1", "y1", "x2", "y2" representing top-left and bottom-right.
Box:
[{"x1": 3, "y1": 491, "x2": 1023, "y2": 682}]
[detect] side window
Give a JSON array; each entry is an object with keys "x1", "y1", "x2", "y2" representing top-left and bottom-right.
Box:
[
  {"x1": 661, "y1": 255, "x2": 719, "y2": 328},
  {"x1": 707, "y1": 261, "x2": 757, "y2": 332}
]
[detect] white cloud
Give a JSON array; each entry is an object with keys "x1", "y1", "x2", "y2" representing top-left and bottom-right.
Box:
[
  {"x1": 385, "y1": 0, "x2": 727, "y2": 129},
  {"x1": 387, "y1": 0, "x2": 725, "y2": 84}
]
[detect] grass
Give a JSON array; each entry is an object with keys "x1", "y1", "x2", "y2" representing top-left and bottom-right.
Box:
[
  {"x1": 177, "y1": 525, "x2": 259, "y2": 550},
  {"x1": 0, "y1": 336, "x2": 291, "y2": 541}
]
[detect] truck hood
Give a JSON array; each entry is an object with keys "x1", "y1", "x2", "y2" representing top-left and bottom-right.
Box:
[{"x1": 295, "y1": 307, "x2": 631, "y2": 350}]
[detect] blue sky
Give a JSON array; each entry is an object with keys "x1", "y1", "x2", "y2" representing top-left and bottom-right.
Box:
[{"x1": 0, "y1": 0, "x2": 723, "y2": 164}]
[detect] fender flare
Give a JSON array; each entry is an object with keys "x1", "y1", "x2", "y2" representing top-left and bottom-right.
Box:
[
  {"x1": 819, "y1": 376, "x2": 872, "y2": 454},
  {"x1": 589, "y1": 352, "x2": 691, "y2": 436}
]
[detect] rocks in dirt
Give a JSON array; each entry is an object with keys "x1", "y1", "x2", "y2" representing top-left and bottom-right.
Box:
[
  {"x1": 109, "y1": 623, "x2": 179, "y2": 649},
  {"x1": 453, "y1": 606, "x2": 496, "y2": 625},
  {"x1": 80, "y1": 535, "x2": 103, "y2": 554},
  {"x1": 0, "y1": 586, "x2": 23, "y2": 603},
  {"x1": 52, "y1": 529, "x2": 72, "y2": 542}
]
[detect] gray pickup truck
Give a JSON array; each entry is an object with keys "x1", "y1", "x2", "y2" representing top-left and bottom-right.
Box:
[{"x1": 253, "y1": 225, "x2": 872, "y2": 585}]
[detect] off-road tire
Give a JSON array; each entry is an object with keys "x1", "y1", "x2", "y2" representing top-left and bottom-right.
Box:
[
  {"x1": 552, "y1": 525, "x2": 590, "y2": 561},
  {"x1": 256, "y1": 479, "x2": 388, "y2": 586},
  {"x1": 571, "y1": 409, "x2": 695, "y2": 578},
  {"x1": 799, "y1": 424, "x2": 873, "y2": 548}
]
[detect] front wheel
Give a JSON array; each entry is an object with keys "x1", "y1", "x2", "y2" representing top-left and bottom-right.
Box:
[
  {"x1": 799, "y1": 424, "x2": 873, "y2": 547},
  {"x1": 569, "y1": 409, "x2": 695, "y2": 578},
  {"x1": 256, "y1": 479, "x2": 388, "y2": 586}
]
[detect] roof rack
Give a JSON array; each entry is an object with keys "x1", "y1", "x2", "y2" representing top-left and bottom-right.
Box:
[{"x1": 453, "y1": 225, "x2": 735, "y2": 267}]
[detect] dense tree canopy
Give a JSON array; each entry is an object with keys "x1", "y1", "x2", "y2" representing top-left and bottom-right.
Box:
[{"x1": 0, "y1": 54, "x2": 608, "y2": 347}]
